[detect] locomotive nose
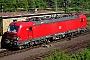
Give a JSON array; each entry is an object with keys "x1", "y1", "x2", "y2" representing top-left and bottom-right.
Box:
[{"x1": 7, "y1": 32, "x2": 18, "y2": 40}]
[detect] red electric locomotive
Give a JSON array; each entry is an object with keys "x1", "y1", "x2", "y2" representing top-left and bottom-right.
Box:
[{"x1": 1, "y1": 14, "x2": 87, "y2": 49}]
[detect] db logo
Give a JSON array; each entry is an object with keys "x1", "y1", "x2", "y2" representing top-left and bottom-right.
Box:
[{"x1": 59, "y1": 26, "x2": 62, "y2": 29}]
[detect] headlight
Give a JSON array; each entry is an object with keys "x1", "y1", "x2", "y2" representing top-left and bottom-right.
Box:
[{"x1": 17, "y1": 37, "x2": 20, "y2": 40}]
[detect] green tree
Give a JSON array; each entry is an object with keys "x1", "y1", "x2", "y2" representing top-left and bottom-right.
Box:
[
  {"x1": 16, "y1": 0, "x2": 29, "y2": 11},
  {"x1": 28, "y1": 0, "x2": 47, "y2": 10},
  {"x1": 0, "y1": 0, "x2": 90, "y2": 12},
  {"x1": 70, "y1": 0, "x2": 90, "y2": 13}
]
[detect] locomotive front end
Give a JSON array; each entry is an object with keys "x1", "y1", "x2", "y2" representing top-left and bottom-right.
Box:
[
  {"x1": 5, "y1": 24, "x2": 21, "y2": 49},
  {"x1": 4, "y1": 21, "x2": 34, "y2": 49}
]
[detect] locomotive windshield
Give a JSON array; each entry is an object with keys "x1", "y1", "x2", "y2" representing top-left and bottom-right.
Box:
[{"x1": 8, "y1": 25, "x2": 19, "y2": 32}]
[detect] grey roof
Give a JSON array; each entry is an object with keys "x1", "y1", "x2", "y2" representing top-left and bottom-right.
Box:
[{"x1": 33, "y1": 16, "x2": 79, "y2": 25}]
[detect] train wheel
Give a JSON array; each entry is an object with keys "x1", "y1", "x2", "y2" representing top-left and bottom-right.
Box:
[
  {"x1": 65, "y1": 34, "x2": 68, "y2": 38},
  {"x1": 45, "y1": 39, "x2": 50, "y2": 44},
  {"x1": 73, "y1": 32, "x2": 76, "y2": 36},
  {"x1": 67, "y1": 33, "x2": 71, "y2": 40},
  {"x1": 80, "y1": 30, "x2": 83, "y2": 34},
  {"x1": 19, "y1": 46, "x2": 23, "y2": 49},
  {"x1": 26, "y1": 44, "x2": 30, "y2": 48},
  {"x1": 30, "y1": 41, "x2": 34, "y2": 46},
  {"x1": 71, "y1": 33, "x2": 74, "y2": 38},
  {"x1": 49, "y1": 38, "x2": 53, "y2": 42}
]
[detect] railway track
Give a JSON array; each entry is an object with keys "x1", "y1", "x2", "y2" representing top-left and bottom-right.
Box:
[
  {"x1": 0, "y1": 30, "x2": 89, "y2": 59},
  {"x1": 23, "y1": 35, "x2": 89, "y2": 60},
  {"x1": 0, "y1": 45, "x2": 41, "y2": 58},
  {"x1": 31, "y1": 40, "x2": 87, "y2": 60}
]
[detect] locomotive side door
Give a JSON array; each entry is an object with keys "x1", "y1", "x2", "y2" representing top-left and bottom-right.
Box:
[{"x1": 28, "y1": 27, "x2": 33, "y2": 40}]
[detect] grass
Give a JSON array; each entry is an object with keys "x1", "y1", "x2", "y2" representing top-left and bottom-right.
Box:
[
  {"x1": 43, "y1": 45, "x2": 90, "y2": 60},
  {"x1": 43, "y1": 48, "x2": 90, "y2": 60},
  {"x1": 88, "y1": 22, "x2": 90, "y2": 26},
  {"x1": 87, "y1": 17, "x2": 90, "y2": 21},
  {"x1": 87, "y1": 17, "x2": 90, "y2": 26}
]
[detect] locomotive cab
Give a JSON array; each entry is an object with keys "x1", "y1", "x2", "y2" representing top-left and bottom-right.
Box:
[
  {"x1": 5, "y1": 21, "x2": 34, "y2": 49},
  {"x1": 7, "y1": 25, "x2": 19, "y2": 41},
  {"x1": 76, "y1": 14, "x2": 87, "y2": 28},
  {"x1": 79, "y1": 14, "x2": 87, "y2": 28},
  {"x1": 76, "y1": 14, "x2": 87, "y2": 33}
]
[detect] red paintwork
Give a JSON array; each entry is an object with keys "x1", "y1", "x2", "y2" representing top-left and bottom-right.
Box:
[
  {"x1": 8, "y1": 14, "x2": 87, "y2": 42},
  {"x1": 78, "y1": 14, "x2": 87, "y2": 28},
  {"x1": 66, "y1": 19, "x2": 81, "y2": 31},
  {"x1": 33, "y1": 23, "x2": 53, "y2": 38},
  {"x1": 52, "y1": 21, "x2": 67, "y2": 34},
  {"x1": 8, "y1": 22, "x2": 34, "y2": 42}
]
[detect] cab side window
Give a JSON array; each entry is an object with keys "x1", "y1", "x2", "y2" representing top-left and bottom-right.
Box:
[{"x1": 29, "y1": 27, "x2": 32, "y2": 32}]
